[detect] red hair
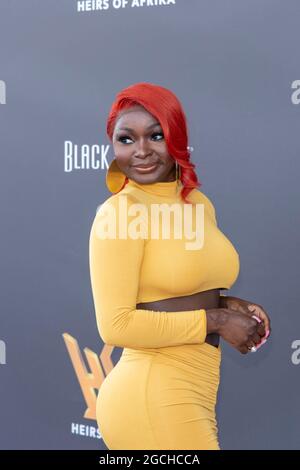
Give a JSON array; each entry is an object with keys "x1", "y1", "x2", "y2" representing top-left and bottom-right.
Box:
[{"x1": 106, "y1": 82, "x2": 202, "y2": 203}]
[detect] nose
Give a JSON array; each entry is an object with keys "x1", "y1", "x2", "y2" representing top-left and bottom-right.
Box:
[{"x1": 134, "y1": 137, "x2": 153, "y2": 159}]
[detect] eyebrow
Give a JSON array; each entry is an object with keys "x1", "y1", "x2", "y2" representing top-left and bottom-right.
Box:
[{"x1": 117, "y1": 122, "x2": 161, "y2": 133}]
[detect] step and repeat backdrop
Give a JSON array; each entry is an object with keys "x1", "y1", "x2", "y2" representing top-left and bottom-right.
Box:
[{"x1": 1, "y1": 0, "x2": 299, "y2": 450}]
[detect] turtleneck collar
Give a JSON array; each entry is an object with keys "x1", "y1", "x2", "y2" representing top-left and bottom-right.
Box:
[{"x1": 126, "y1": 177, "x2": 182, "y2": 198}]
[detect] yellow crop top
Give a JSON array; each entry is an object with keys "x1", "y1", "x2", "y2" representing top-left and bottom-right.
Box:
[{"x1": 89, "y1": 178, "x2": 240, "y2": 349}]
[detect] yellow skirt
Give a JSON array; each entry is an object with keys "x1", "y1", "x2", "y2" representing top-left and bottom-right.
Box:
[{"x1": 96, "y1": 341, "x2": 222, "y2": 450}]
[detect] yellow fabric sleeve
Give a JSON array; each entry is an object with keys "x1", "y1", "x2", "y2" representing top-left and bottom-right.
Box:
[{"x1": 89, "y1": 196, "x2": 207, "y2": 349}]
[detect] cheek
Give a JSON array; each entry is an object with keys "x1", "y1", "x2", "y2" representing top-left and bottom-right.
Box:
[
  {"x1": 116, "y1": 156, "x2": 130, "y2": 170},
  {"x1": 113, "y1": 143, "x2": 131, "y2": 159},
  {"x1": 113, "y1": 150, "x2": 131, "y2": 171},
  {"x1": 162, "y1": 154, "x2": 175, "y2": 167},
  {"x1": 156, "y1": 144, "x2": 172, "y2": 162}
]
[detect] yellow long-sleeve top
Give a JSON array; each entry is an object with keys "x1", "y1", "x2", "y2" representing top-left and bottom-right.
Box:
[{"x1": 89, "y1": 178, "x2": 240, "y2": 350}]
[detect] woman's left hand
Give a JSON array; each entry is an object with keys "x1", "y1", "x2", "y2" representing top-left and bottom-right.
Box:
[{"x1": 220, "y1": 295, "x2": 271, "y2": 339}]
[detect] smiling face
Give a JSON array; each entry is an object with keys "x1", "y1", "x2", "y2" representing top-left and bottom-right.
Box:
[{"x1": 112, "y1": 105, "x2": 176, "y2": 184}]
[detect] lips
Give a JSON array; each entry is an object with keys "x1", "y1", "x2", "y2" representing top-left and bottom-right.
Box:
[{"x1": 132, "y1": 162, "x2": 159, "y2": 168}]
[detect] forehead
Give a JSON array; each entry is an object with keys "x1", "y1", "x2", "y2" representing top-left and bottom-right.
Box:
[{"x1": 115, "y1": 106, "x2": 160, "y2": 129}]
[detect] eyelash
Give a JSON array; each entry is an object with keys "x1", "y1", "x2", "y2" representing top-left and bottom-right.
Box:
[{"x1": 117, "y1": 132, "x2": 164, "y2": 144}]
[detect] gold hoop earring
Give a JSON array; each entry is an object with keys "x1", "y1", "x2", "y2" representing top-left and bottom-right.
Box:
[{"x1": 106, "y1": 158, "x2": 127, "y2": 193}]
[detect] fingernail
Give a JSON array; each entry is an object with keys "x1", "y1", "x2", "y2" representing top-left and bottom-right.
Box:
[{"x1": 252, "y1": 314, "x2": 261, "y2": 323}]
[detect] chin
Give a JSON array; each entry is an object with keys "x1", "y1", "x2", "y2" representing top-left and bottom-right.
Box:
[{"x1": 130, "y1": 170, "x2": 162, "y2": 184}]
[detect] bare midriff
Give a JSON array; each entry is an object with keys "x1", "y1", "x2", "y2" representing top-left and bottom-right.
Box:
[{"x1": 136, "y1": 288, "x2": 223, "y2": 348}]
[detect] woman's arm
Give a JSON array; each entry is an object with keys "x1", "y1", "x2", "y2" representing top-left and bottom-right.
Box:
[
  {"x1": 219, "y1": 293, "x2": 237, "y2": 309},
  {"x1": 89, "y1": 196, "x2": 220, "y2": 349}
]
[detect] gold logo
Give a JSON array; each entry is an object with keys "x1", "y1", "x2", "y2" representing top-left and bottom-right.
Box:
[{"x1": 63, "y1": 333, "x2": 115, "y2": 420}]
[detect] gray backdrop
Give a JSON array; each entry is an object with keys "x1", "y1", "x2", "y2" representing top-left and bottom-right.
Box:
[{"x1": 0, "y1": 0, "x2": 299, "y2": 450}]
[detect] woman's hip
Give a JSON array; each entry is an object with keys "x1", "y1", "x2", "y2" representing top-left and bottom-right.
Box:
[{"x1": 96, "y1": 344, "x2": 221, "y2": 449}]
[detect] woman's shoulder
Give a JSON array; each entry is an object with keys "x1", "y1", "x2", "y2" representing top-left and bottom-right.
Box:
[{"x1": 188, "y1": 187, "x2": 217, "y2": 222}]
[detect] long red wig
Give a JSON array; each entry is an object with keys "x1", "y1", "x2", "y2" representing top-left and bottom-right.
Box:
[{"x1": 106, "y1": 82, "x2": 202, "y2": 203}]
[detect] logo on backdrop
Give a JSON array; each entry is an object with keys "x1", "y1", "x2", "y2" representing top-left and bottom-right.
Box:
[
  {"x1": 291, "y1": 340, "x2": 300, "y2": 365},
  {"x1": 0, "y1": 340, "x2": 6, "y2": 365},
  {"x1": 64, "y1": 141, "x2": 110, "y2": 172},
  {"x1": 76, "y1": 0, "x2": 176, "y2": 14},
  {"x1": 0, "y1": 80, "x2": 6, "y2": 104},
  {"x1": 291, "y1": 80, "x2": 300, "y2": 105},
  {"x1": 63, "y1": 333, "x2": 115, "y2": 420}
]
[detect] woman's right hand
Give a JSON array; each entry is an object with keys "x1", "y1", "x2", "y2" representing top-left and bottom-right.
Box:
[{"x1": 206, "y1": 308, "x2": 266, "y2": 354}]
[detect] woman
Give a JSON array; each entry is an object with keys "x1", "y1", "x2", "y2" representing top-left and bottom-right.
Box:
[{"x1": 89, "y1": 82, "x2": 271, "y2": 450}]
